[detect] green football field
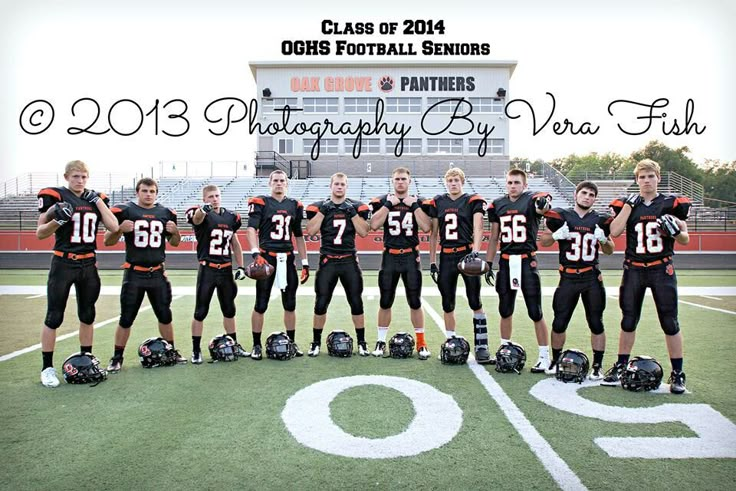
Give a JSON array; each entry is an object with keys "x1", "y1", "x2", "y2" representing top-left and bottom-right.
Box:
[{"x1": 0, "y1": 269, "x2": 735, "y2": 490}]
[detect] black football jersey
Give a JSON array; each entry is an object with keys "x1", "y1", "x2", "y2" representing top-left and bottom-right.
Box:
[
  {"x1": 544, "y1": 207, "x2": 613, "y2": 268},
  {"x1": 423, "y1": 193, "x2": 486, "y2": 248},
  {"x1": 246, "y1": 196, "x2": 303, "y2": 253},
  {"x1": 369, "y1": 195, "x2": 425, "y2": 249},
  {"x1": 111, "y1": 202, "x2": 177, "y2": 266},
  {"x1": 609, "y1": 193, "x2": 691, "y2": 262},
  {"x1": 37, "y1": 186, "x2": 110, "y2": 254},
  {"x1": 186, "y1": 206, "x2": 242, "y2": 263},
  {"x1": 306, "y1": 198, "x2": 370, "y2": 255},
  {"x1": 488, "y1": 191, "x2": 549, "y2": 255}
]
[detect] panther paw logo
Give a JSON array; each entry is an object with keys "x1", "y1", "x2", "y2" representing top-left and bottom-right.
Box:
[{"x1": 379, "y1": 76, "x2": 394, "y2": 92}]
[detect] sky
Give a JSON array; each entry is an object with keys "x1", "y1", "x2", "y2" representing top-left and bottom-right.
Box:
[{"x1": 1, "y1": 0, "x2": 734, "y2": 184}]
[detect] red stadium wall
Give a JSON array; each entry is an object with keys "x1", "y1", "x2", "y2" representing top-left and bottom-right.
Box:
[{"x1": 2, "y1": 231, "x2": 736, "y2": 253}]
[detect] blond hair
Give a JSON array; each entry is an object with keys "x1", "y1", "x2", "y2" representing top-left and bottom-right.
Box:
[
  {"x1": 634, "y1": 159, "x2": 661, "y2": 178},
  {"x1": 392, "y1": 166, "x2": 411, "y2": 177},
  {"x1": 330, "y1": 172, "x2": 348, "y2": 185},
  {"x1": 64, "y1": 160, "x2": 89, "y2": 176},
  {"x1": 269, "y1": 170, "x2": 288, "y2": 184},
  {"x1": 444, "y1": 167, "x2": 465, "y2": 183},
  {"x1": 202, "y1": 184, "x2": 219, "y2": 198}
]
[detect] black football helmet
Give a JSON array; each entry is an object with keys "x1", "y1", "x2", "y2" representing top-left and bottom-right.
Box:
[
  {"x1": 495, "y1": 342, "x2": 526, "y2": 374},
  {"x1": 208, "y1": 334, "x2": 239, "y2": 362},
  {"x1": 266, "y1": 331, "x2": 296, "y2": 360},
  {"x1": 556, "y1": 349, "x2": 590, "y2": 384},
  {"x1": 388, "y1": 332, "x2": 415, "y2": 359},
  {"x1": 440, "y1": 335, "x2": 470, "y2": 365},
  {"x1": 621, "y1": 356, "x2": 663, "y2": 392},
  {"x1": 326, "y1": 330, "x2": 353, "y2": 357},
  {"x1": 138, "y1": 337, "x2": 178, "y2": 368},
  {"x1": 62, "y1": 352, "x2": 107, "y2": 385}
]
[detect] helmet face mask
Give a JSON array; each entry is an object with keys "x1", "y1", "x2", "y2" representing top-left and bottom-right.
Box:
[
  {"x1": 266, "y1": 331, "x2": 296, "y2": 360},
  {"x1": 621, "y1": 356, "x2": 663, "y2": 391},
  {"x1": 62, "y1": 352, "x2": 107, "y2": 385},
  {"x1": 495, "y1": 342, "x2": 526, "y2": 374},
  {"x1": 208, "y1": 334, "x2": 239, "y2": 362},
  {"x1": 388, "y1": 332, "x2": 415, "y2": 359},
  {"x1": 138, "y1": 337, "x2": 177, "y2": 368},
  {"x1": 555, "y1": 349, "x2": 590, "y2": 384},
  {"x1": 326, "y1": 330, "x2": 353, "y2": 357},
  {"x1": 440, "y1": 335, "x2": 470, "y2": 365}
]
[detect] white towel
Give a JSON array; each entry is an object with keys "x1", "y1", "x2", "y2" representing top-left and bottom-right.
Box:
[
  {"x1": 509, "y1": 254, "x2": 522, "y2": 290},
  {"x1": 276, "y1": 253, "x2": 288, "y2": 291}
]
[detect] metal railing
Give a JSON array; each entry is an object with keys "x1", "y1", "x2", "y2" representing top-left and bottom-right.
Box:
[{"x1": 542, "y1": 162, "x2": 576, "y2": 199}]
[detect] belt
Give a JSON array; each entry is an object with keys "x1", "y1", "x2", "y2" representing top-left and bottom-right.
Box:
[
  {"x1": 501, "y1": 252, "x2": 536, "y2": 260},
  {"x1": 625, "y1": 256, "x2": 671, "y2": 268},
  {"x1": 386, "y1": 246, "x2": 418, "y2": 255},
  {"x1": 559, "y1": 265, "x2": 594, "y2": 275},
  {"x1": 200, "y1": 261, "x2": 232, "y2": 269},
  {"x1": 324, "y1": 253, "x2": 354, "y2": 260},
  {"x1": 54, "y1": 251, "x2": 95, "y2": 260},
  {"x1": 124, "y1": 262, "x2": 164, "y2": 272},
  {"x1": 441, "y1": 245, "x2": 470, "y2": 254},
  {"x1": 259, "y1": 249, "x2": 293, "y2": 257}
]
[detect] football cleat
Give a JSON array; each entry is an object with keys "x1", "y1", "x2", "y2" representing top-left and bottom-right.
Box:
[
  {"x1": 235, "y1": 343, "x2": 251, "y2": 358},
  {"x1": 669, "y1": 370, "x2": 686, "y2": 394},
  {"x1": 358, "y1": 342, "x2": 370, "y2": 357},
  {"x1": 40, "y1": 367, "x2": 60, "y2": 388},
  {"x1": 544, "y1": 363, "x2": 557, "y2": 376},
  {"x1": 372, "y1": 341, "x2": 386, "y2": 357},
  {"x1": 474, "y1": 346, "x2": 492, "y2": 364},
  {"x1": 172, "y1": 349, "x2": 187, "y2": 365},
  {"x1": 530, "y1": 357, "x2": 550, "y2": 374},
  {"x1": 307, "y1": 343, "x2": 320, "y2": 357},
  {"x1": 293, "y1": 343, "x2": 304, "y2": 357},
  {"x1": 107, "y1": 357, "x2": 123, "y2": 373},
  {"x1": 588, "y1": 363, "x2": 604, "y2": 381},
  {"x1": 191, "y1": 352, "x2": 203, "y2": 365},
  {"x1": 250, "y1": 345, "x2": 263, "y2": 360},
  {"x1": 601, "y1": 362, "x2": 625, "y2": 386},
  {"x1": 418, "y1": 346, "x2": 431, "y2": 361}
]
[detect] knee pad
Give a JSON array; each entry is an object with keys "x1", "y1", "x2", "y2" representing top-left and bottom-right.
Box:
[
  {"x1": 379, "y1": 290, "x2": 396, "y2": 310},
  {"x1": 193, "y1": 305, "x2": 210, "y2": 322},
  {"x1": 253, "y1": 297, "x2": 270, "y2": 315},
  {"x1": 442, "y1": 297, "x2": 456, "y2": 314},
  {"x1": 154, "y1": 307, "x2": 172, "y2": 325},
  {"x1": 348, "y1": 296, "x2": 364, "y2": 316},
  {"x1": 587, "y1": 318, "x2": 605, "y2": 335},
  {"x1": 498, "y1": 300, "x2": 515, "y2": 319},
  {"x1": 282, "y1": 296, "x2": 296, "y2": 313},
  {"x1": 661, "y1": 318, "x2": 680, "y2": 336},
  {"x1": 469, "y1": 298, "x2": 483, "y2": 312},
  {"x1": 45, "y1": 310, "x2": 64, "y2": 330},
  {"x1": 527, "y1": 304, "x2": 543, "y2": 323},
  {"x1": 621, "y1": 315, "x2": 639, "y2": 333},
  {"x1": 314, "y1": 296, "x2": 330, "y2": 316},
  {"x1": 552, "y1": 319, "x2": 568, "y2": 334},
  {"x1": 118, "y1": 314, "x2": 135, "y2": 329},
  {"x1": 221, "y1": 305, "x2": 236, "y2": 319},
  {"x1": 78, "y1": 306, "x2": 95, "y2": 326},
  {"x1": 406, "y1": 291, "x2": 422, "y2": 311}
]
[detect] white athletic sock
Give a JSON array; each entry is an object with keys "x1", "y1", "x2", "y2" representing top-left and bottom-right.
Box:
[{"x1": 377, "y1": 327, "x2": 388, "y2": 343}]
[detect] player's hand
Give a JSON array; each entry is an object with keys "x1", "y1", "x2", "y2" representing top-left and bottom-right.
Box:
[
  {"x1": 387, "y1": 194, "x2": 401, "y2": 206},
  {"x1": 464, "y1": 251, "x2": 480, "y2": 262},
  {"x1": 402, "y1": 195, "x2": 417, "y2": 207},
  {"x1": 52, "y1": 202, "x2": 73, "y2": 225},
  {"x1": 535, "y1": 194, "x2": 552, "y2": 212},
  {"x1": 593, "y1": 224, "x2": 608, "y2": 244},
  {"x1": 234, "y1": 267, "x2": 247, "y2": 280},
  {"x1": 119, "y1": 219, "x2": 135, "y2": 233},
  {"x1": 657, "y1": 214, "x2": 681, "y2": 237},
  {"x1": 430, "y1": 263, "x2": 439, "y2": 284},
  {"x1": 551, "y1": 222, "x2": 571, "y2": 241},
  {"x1": 166, "y1": 220, "x2": 178, "y2": 235},
  {"x1": 339, "y1": 202, "x2": 357, "y2": 219},
  {"x1": 252, "y1": 252, "x2": 267, "y2": 266},
  {"x1": 484, "y1": 263, "x2": 495, "y2": 286},
  {"x1": 319, "y1": 200, "x2": 336, "y2": 215},
  {"x1": 300, "y1": 265, "x2": 310, "y2": 284},
  {"x1": 201, "y1": 203, "x2": 213, "y2": 214},
  {"x1": 81, "y1": 189, "x2": 100, "y2": 204},
  {"x1": 625, "y1": 193, "x2": 642, "y2": 209}
]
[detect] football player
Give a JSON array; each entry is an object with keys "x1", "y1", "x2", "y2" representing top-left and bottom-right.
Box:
[
  {"x1": 36, "y1": 160, "x2": 119, "y2": 387},
  {"x1": 424, "y1": 167, "x2": 491, "y2": 363},
  {"x1": 245, "y1": 170, "x2": 309, "y2": 360},
  {"x1": 368, "y1": 167, "x2": 431, "y2": 359},
  {"x1": 186, "y1": 184, "x2": 248, "y2": 364},
  {"x1": 104, "y1": 178, "x2": 186, "y2": 372},
  {"x1": 540, "y1": 181, "x2": 615, "y2": 380},
  {"x1": 305, "y1": 172, "x2": 370, "y2": 356},
  {"x1": 602, "y1": 159, "x2": 691, "y2": 394},
  {"x1": 485, "y1": 168, "x2": 552, "y2": 373}
]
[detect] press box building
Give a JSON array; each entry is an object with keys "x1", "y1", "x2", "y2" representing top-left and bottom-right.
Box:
[{"x1": 248, "y1": 60, "x2": 517, "y2": 177}]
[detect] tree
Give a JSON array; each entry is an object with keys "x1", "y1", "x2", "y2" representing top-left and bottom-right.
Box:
[
  {"x1": 550, "y1": 152, "x2": 633, "y2": 178},
  {"x1": 702, "y1": 160, "x2": 736, "y2": 206},
  {"x1": 630, "y1": 140, "x2": 703, "y2": 183}
]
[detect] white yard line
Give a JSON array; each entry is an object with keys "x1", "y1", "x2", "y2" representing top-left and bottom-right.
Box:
[
  {"x1": 699, "y1": 295, "x2": 722, "y2": 301},
  {"x1": 0, "y1": 296, "x2": 184, "y2": 362},
  {"x1": 679, "y1": 300, "x2": 736, "y2": 316},
  {"x1": 421, "y1": 297, "x2": 587, "y2": 491}
]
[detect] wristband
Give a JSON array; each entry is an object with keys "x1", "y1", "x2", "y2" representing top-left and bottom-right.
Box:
[
  {"x1": 302, "y1": 259, "x2": 309, "y2": 267},
  {"x1": 384, "y1": 201, "x2": 394, "y2": 211},
  {"x1": 409, "y1": 202, "x2": 420, "y2": 212}
]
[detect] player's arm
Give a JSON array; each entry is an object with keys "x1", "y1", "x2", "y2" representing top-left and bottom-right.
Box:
[
  {"x1": 166, "y1": 219, "x2": 181, "y2": 247},
  {"x1": 609, "y1": 208, "x2": 630, "y2": 238},
  {"x1": 472, "y1": 212, "x2": 484, "y2": 252},
  {"x1": 429, "y1": 218, "x2": 439, "y2": 265},
  {"x1": 231, "y1": 233, "x2": 245, "y2": 268},
  {"x1": 306, "y1": 204, "x2": 325, "y2": 236},
  {"x1": 245, "y1": 227, "x2": 259, "y2": 252},
  {"x1": 36, "y1": 213, "x2": 60, "y2": 240},
  {"x1": 539, "y1": 230, "x2": 555, "y2": 247},
  {"x1": 601, "y1": 237, "x2": 615, "y2": 255},
  {"x1": 369, "y1": 197, "x2": 390, "y2": 231},
  {"x1": 485, "y1": 222, "x2": 500, "y2": 265},
  {"x1": 191, "y1": 206, "x2": 208, "y2": 225},
  {"x1": 352, "y1": 213, "x2": 370, "y2": 237},
  {"x1": 104, "y1": 225, "x2": 124, "y2": 246},
  {"x1": 405, "y1": 196, "x2": 430, "y2": 233},
  {"x1": 95, "y1": 200, "x2": 119, "y2": 234},
  {"x1": 673, "y1": 217, "x2": 689, "y2": 245}
]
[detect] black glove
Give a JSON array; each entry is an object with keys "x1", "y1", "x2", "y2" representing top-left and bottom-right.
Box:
[
  {"x1": 625, "y1": 193, "x2": 642, "y2": 209},
  {"x1": 535, "y1": 194, "x2": 551, "y2": 212},
  {"x1": 81, "y1": 189, "x2": 100, "y2": 204},
  {"x1": 319, "y1": 200, "x2": 337, "y2": 215},
  {"x1": 484, "y1": 262, "x2": 495, "y2": 286},
  {"x1": 53, "y1": 202, "x2": 74, "y2": 225},
  {"x1": 430, "y1": 263, "x2": 439, "y2": 284},
  {"x1": 657, "y1": 214, "x2": 681, "y2": 237},
  {"x1": 201, "y1": 203, "x2": 213, "y2": 214},
  {"x1": 339, "y1": 202, "x2": 357, "y2": 219},
  {"x1": 234, "y1": 267, "x2": 246, "y2": 280},
  {"x1": 463, "y1": 251, "x2": 480, "y2": 262}
]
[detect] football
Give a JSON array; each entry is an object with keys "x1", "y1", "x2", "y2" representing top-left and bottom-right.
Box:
[
  {"x1": 457, "y1": 254, "x2": 490, "y2": 276},
  {"x1": 245, "y1": 261, "x2": 274, "y2": 280}
]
